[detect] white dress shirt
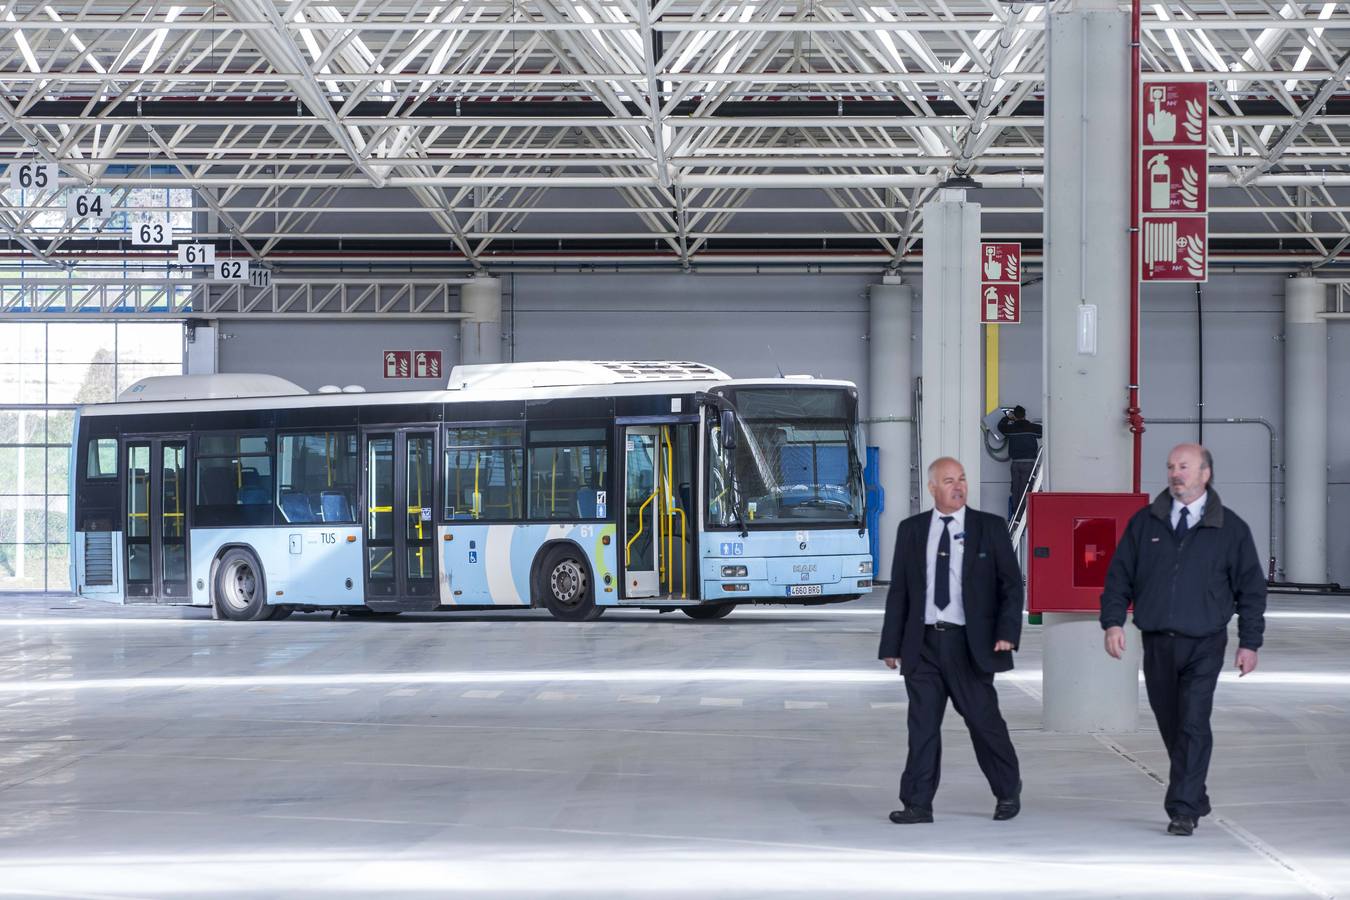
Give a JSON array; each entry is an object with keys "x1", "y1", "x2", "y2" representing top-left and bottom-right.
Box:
[
  {"x1": 1170, "y1": 491, "x2": 1207, "y2": 531},
  {"x1": 925, "y1": 506, "x2": 967, "y2": 625}
]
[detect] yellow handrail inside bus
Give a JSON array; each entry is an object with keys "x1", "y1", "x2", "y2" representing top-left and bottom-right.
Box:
[
  {"x1": 472, "y1": 452, "x2": 482, "y2": 519},
  {"x1": 661, "y1": 427, "x2": 671, "y2": 589},
  {"x1": 673, "y1": 506, "x2": 687, "y2": 598},
  {"x1": 662, "y1": 426, "x2": 687, "y2": 599},
  {"x1": 411, "y1": 439, "x2": 428, "y2": 577},
  {"x1": 624, "y1": 490, "x2": 656, "y2": 566}
]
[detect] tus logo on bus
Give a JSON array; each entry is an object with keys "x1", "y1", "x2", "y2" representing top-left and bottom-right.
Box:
[{"x1": 719, "y1": 542, "x2": 744, "y2": 557}]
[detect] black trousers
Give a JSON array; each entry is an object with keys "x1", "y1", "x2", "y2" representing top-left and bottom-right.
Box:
[
  {"x1": 1009, "y1": 460, "x2": 1035, "y2": 516},
  {"x1": 1142, "y1": 629, "x2": 1227, "y2": 818},
  {"x1": 900, "y1": 625, "x2": 1021, "y2": 809}
]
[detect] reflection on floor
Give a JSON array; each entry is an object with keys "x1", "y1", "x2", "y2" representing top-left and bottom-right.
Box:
[{"x1": 0, "y1": 591, "x2": 1346, "y2": 898}]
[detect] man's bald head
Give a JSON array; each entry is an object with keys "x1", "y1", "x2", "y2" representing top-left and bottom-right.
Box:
[
  {"x1": 1167, "y1": 443, "x2": 1212, "y2": 505},
  {"x1": 927, "y1": 457, "x2": 967, "y2": 514}
]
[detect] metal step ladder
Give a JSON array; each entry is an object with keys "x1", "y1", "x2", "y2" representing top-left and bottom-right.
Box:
[{"x1": 1008, "y1": 446, "x2": 1045, "y2": 562}]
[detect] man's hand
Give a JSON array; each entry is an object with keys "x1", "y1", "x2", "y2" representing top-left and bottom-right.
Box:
[
  {"x1": 993, "y1": 640, "x2": 1014, "y2": 652},
  {"x1": 883, "y1": 657, "x2": 899, "y2": 670},
  {"x1": 1104, "y1": 626, "x2": 1127, "y2": 659},
  {"x1": 1236, "y1": 648, "x2": 1258, "y2": 677}
]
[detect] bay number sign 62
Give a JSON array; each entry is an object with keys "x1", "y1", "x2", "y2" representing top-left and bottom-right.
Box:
[{"x1": 214, "y1": 259, "x2": 250, "y2": 282}]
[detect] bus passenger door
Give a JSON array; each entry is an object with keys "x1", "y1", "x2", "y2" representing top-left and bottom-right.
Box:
[
  {"x1": 124, "y1": 436, "x2": 190, "y2": 602},
  {"x1": 363, "y1": 429, "x2": 438, "y2": 606},
  {"x1": 623, "y1": 426, "x2": 661, "y2": 598}
]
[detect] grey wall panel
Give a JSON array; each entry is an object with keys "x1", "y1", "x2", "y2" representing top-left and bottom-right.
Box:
[
  {"x1": 511, "y1": 273, "x2": 872, "y2": 389},
  {"x1": 1134, "y1": 276, "x2": 1286, "y2": 569},
  {"x1": 217, "y1": 320, "x2": 458, "y2": 392}
]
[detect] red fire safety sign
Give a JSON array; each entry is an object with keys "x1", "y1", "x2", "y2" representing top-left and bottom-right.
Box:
[
  {"x1": 979, "y1": 241, "x2": 1021, "y2": 324},
  {"x1": 1142, "y1": 83, "x2": 1208, "y2": 147},
  {"x1": 414, "y1": 350, "x2": 442, "y2": 379},
  {"x1": 383, "y1": 350, "x2": 411, "y2": 379},
  {"x1": 1142, "y1": 148, "x2": 1208, "y2": 214},
  {"x1": 1142, "y1": 215, "x2": 1208, "y2": 281},
  {"x1": 1140, "y1": 82, "x2": 1209, "y2": 283}
]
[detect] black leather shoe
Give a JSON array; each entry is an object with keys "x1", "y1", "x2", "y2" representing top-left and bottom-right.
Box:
[
  {"x1": 889, "y1": 807, "x2": 934, "y2": 825},
  {"x1": 993, "y1": 780, "x2": 1022, "y2": 821},
  {"x1": 1167, "y1": 815, "x2": 1197, "y2": 836}
]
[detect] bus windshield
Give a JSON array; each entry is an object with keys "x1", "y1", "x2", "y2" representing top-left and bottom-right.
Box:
[{"x1": 708, "y1": 386, "x2": 863, "y2": 528}]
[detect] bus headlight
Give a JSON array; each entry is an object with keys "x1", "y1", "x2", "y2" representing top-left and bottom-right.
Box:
[
  {"x1": 858, "y1": 560, "x2": 873, "y2": 575},
  {"x1": 722, "y1": 583, "x2": 750, "y2": 592},
  {"x1": 721, "y1": 565, "x2": 748, "y2": 578}
]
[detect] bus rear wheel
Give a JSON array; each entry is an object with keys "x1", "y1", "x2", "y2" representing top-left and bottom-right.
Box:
[
  {"x1": 539, "y1": 548, "x2": 603, "y2": 622},
  {"x1": 213, "y1": 548, "x2": 272, "y2": 622},
  {"x1": 682, "y1": 603, "x2": 735, "y2": 620}
]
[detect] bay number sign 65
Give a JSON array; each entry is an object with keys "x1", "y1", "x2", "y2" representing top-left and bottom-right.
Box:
[{"x1": 8, "y1": 162, "x2": 59, "y2": 192}]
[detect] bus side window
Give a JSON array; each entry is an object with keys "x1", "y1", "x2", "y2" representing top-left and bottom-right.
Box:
[{"x1": 86, "y1": 438, "x2": 117, "y2": 479}]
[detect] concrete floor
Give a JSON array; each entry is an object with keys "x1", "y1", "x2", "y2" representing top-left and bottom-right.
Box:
[{"x1": 0, "y1": 591, "x2": 1347, "y2": 899}]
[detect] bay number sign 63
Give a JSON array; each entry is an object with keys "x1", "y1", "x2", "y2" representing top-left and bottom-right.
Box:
[{"x1": 131, "y1": 214, "x2": 172, "y2": 246}]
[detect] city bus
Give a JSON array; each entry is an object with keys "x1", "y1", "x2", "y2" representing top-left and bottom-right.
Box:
[{"x1": 69, "y1": 360, "x2": 872, "y2": 621}]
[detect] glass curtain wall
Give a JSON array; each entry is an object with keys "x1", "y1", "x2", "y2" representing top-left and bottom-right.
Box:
[{"x1": 0, "y1": 322, "x2": 183, "y2": 592}]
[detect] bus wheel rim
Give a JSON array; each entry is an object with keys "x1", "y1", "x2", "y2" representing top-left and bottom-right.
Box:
[
  {"x1": 550, "y1": 560, "x2": 586, "y2": 608},
  {"x1": 224, "y1": 560, "x2": 255, "y2": 610}
]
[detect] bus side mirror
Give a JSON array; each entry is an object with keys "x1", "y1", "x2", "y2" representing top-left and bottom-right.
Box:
[{"x1": 720, "y1": 410, "x2": 737, "y2": 450}]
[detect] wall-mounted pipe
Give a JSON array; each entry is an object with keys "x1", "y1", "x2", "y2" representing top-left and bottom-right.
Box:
[{"x1": 1127, "y1": 0, "x2": 1144, "y2": 493}]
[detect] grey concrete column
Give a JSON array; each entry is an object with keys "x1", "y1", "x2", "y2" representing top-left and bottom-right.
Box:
[
  {"x1": 184, "y1": 323, "x2": 217, "y2": 375},
  {"x1": 1041, "y1": 3, "x2": 1141, "y2": 733},
  {"x1": 1284, "y1": 276, "x2": 1328, "y2": 583},
  {"x1": 920, "y1": 190, "x2": 983, "y2": 510},
  {"x1": 459, "y1": 276, "x2": 503, "y2": 366},
  {"x1": 868, "y1": 280, "x2": 913, "y2": 580}
]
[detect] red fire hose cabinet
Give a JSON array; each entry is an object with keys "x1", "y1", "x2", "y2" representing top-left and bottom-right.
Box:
[{"x1": 1026, "y1": 492, "x2": 1149, "y2": 614}]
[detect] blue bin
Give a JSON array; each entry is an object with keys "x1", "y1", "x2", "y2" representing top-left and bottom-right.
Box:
[{"x1": 863, "y1": 446, "x2": 884, "y2": 574}]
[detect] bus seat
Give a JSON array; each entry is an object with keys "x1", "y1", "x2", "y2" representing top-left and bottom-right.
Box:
[
  {"x1": 280, "y1": 491, "x2": 317, "y2": 523},
  {"x1": 237, "y1": 469, "x2": 268, "y2": 506},
  {"x1": 320, "y1": 491, "x2": 353, "y2": 522},
  {"x1": 577, "y1": 487, "x2": 597, "y2": 518}
]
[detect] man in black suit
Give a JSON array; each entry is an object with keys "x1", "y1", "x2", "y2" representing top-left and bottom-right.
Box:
[{"x1": 878, "y1": 456, "x2": 1025, "y2": 824}]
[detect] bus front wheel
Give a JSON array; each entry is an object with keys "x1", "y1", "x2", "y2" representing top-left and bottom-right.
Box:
[
  {"x1": 539, "y1": 548, "x2": 603, "y2": 622},
  {"x1": 213, "y1": 548, "x2": 272, "y2": 622},
  {"x1": 682, "y1": 603, "x2": 735, "y2": 620}
]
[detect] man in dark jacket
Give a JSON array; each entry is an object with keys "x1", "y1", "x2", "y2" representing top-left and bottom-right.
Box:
[
  {"x1": 878, "y1": 457, "x2": 1024, "y2": 824},
  {"x1": 997, "y1": 406, "x2": 1042, "y2": 518},
  {"x1": 1100, "y1": 443, "x2": 1266, "y2": 837}
]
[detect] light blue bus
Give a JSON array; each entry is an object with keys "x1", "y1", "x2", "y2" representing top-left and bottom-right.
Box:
[{"x1": 70, "y1": 361, "x2": 871, "y2": 621}]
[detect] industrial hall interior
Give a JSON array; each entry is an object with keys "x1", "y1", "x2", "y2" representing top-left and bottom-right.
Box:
[{"x1": 1, "y1": 0, "x2": 1348, "y2": 896}]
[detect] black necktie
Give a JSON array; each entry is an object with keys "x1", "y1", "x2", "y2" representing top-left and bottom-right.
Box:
[
  {"x1": 935, "y1": 515, "x2": 954, "y2": 610},
  {"x1": 1174, "y1": 507, "x2": 1190, "y2": 541}
]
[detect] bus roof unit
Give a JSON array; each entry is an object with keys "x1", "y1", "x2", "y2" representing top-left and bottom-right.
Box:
[
  {"x1": 448, "y1": 360, "x2": 730, "y2": 391},
  {"x1": 117, "y1": 373, "x2": 309, "y2": 402}
]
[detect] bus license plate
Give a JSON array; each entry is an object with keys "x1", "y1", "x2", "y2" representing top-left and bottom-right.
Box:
[{"x1": 787, "y1": 584, "x2": 822, "y2": 597}]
